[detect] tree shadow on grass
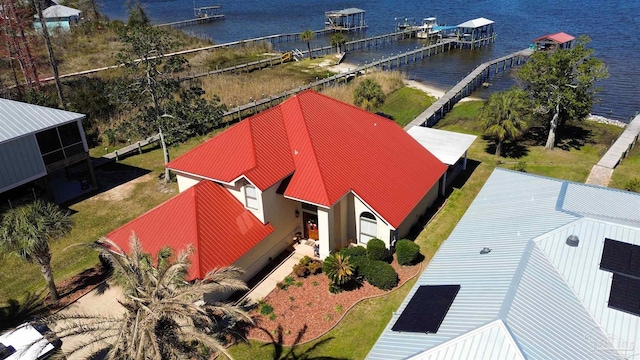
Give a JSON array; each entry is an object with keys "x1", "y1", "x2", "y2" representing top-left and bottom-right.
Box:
[
  {"x1": 482, "y1": 136, "x2": 530, "y2": 159},
  {"x1": 556, "y1": 123, "x2": 592, "y2": 151},
  {"x1": 258, "y1": 325, "x2": 348, "y2": 360}
]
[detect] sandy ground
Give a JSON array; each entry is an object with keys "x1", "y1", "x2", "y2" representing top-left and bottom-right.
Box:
[{"x1": 326, "y1": 62, "x2": 482, "y2": 102}]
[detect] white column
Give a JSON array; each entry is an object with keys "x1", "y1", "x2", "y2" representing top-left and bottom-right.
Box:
[
  {"x1": 463, "y1": 150, "x2": 468, "y2": 170},
  {"x1": 317, "y1": 206, "x2": 334, "y2": 259}
]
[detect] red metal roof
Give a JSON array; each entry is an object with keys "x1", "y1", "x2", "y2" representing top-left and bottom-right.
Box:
[
  {"x1": 105, "y1": 181, "x2": 274, "y2": 280},
  {"x1": 533, "y1": 32, "x2": 575, "y2": 44},
  {"x1": 169, "y1": 90, "x2": 447, "y2": 228}
]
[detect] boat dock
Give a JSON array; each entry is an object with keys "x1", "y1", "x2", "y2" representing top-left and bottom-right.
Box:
[
  {"x1": 405, "y1": 48, "x2": 533, "y2": 130},
  {"x1": 586, "y1": 113, "x2": 640, "y2": 186},
  {"x1": 155, "y1": 14, "x2": 225, "y2": 28},
  {"x1": 325, "y1": 8, "x2": 367, "y2": 32}
]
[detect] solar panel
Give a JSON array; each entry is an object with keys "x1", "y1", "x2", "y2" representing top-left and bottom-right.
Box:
[
  {"x1": 608, "y1": 274, "x2": 640, "y2": 316},
  {"x1": 600, "y1": 238, "x2": 640, "y2": 279},
  {"x1": 392, "y1": 285, "x2": 460, "y2": 333}
]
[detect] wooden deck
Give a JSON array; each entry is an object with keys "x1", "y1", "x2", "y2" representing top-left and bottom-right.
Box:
[{"x1": 405, "y1": 48, "x2": 533, "y2": 130}]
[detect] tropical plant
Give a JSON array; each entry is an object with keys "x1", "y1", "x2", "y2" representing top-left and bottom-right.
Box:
[
  {"x1": 46, "y1": 236, "x2": 252, "y2": 359},
  {"x1": 0, "y1": 199, "x2": 73, "y2": 302},
  {"x1": 331, "y1": 33, "x2": 346, "y2": 53},
  {"x1": 479, "y1": 88, "x2": 530, "y2": 157},
  {"x1": 353, "y1": 79, "x2": 386, "y2": 110},
  {"x1": 323, "y1": 253, "x2": 354, "y2": 286},
  {"x1": 516, "y1": 35, "x2": 608, "y2": 149},
  {"x1": 300, "y1": 29, "x2": 315, "y2": 59}
]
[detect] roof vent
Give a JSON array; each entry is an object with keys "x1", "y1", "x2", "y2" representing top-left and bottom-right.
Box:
[
  {"x1": 480, "y1": 247, "x2": 491, "y2": 254},
  {"x1": 566, "y1": 235, "x2": 579, "y2": 247}
]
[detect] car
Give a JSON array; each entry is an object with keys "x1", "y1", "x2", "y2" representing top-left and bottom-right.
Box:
[{"x1": 0, "y1": 323, "x2": 61, "y2": 360}]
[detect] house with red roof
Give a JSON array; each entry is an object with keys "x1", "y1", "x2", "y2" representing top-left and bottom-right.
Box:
[
  {"x1": 167, "y1": 90, "x2": 447, "y2": 263},
  {"x1": 106, "y1": 90, "x2": 446, "y2": 284},
  {"x1": 533, "y1": 32, "x2": 575, "y2": 51}
]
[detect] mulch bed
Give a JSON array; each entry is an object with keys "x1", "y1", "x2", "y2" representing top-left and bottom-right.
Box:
[
  {"x1": 246, "y1": 257, "x2": 420, "y2": 345},
  {"x1": 45, "y1": 265, "x2": 110, "y2": 313}
]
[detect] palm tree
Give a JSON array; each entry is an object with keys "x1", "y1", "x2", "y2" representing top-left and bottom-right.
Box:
[
  {"x1": 353, "y1": 79, "x2": 386, "y2": 110},
  {"x1": 323, "y1": 253, "x2": 353, "y2": 285},
  {"x1": 331, "y1": 33, "x2": 346, "y2": 53},
  {"x1": 0, "y1": 200, "x2": 73, "y2": 302},
  {"x1": 48, "y1": 236, "x2": 253, "y2": 359},
  {"x1": 479, "y1": 89, "x2": 530, "y2": 157},
  {"x1": 300, "y1": 29, "x2": 315, "y2": 59}
]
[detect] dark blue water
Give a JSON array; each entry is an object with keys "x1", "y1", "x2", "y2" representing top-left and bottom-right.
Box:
[{"x1": 100, "y1": 0, "x2": 640, "y2": 121}]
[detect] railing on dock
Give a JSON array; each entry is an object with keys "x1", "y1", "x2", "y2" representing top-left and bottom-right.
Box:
[
  {"x1": 155, "y1": 14, "x2": 225, "y2": 29},
  {"x1": 405, "y1": 48, "x2": 534, "y2": 130}
]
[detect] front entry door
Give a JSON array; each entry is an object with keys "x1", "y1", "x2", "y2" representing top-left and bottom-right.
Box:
[{"x1": 303, "y1": 212, "x2": 319, "y2": 240}]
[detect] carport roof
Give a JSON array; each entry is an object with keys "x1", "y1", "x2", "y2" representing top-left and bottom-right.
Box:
[{"x1": 407, "y1": 127, "x2": 477, "y2": 165}]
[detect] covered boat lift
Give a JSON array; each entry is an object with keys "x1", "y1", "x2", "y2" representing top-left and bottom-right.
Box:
[{"x1": 325, "y1": 8, "x2": 367, "y2": 32}]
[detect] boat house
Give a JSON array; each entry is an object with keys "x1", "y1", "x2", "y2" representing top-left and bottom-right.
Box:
[
  {"x1": 456, "y1": 17, "x2": 495, "y2": 49},
  {"x1": 533, "y1": 32, "x2": 575, "y2": 51},
  {"x1": 325, "y1": 8, "x2": 367, "y2": 32},
  {"x1": 33, "y1": 4, "x2": 81, "y2": 32}
]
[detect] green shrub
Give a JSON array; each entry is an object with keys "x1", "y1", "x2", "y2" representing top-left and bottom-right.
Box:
[
  {"x1": 299, "y1": 255, "x2": 313, "y2": 266},
  {"x1": 293, "y1": 263, "x2": 310, "y2": 278},
  {"x1": 260, "y1": 303, "x2": 274, "y2": 315},
  {"x1": 395, "y1": 239, "x2": 421, "y2": 266},
  {"x1": 367, "y1": 238, "x2": 389, "y2": 262},
  {"x1": 339, "y1": 246, "x2": 367, "y2": 259},
  {"x1": 308, "y1": 260, "x2": 323, "y2": 275},
  {"x1": 360, "y1": 260, "x2": 398, "y2": 290}
]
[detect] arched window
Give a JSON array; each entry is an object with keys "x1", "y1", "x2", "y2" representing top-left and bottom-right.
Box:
[{"x1": 359, "y1": 212, "x2": 377, "y2": 244}]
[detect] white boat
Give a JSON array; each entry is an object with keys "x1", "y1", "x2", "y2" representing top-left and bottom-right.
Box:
[{"x1": 416, "y1": 17, "x2": 440, "y2": 39}]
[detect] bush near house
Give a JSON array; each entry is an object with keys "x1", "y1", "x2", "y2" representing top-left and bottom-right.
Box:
[
  {"x1": 360, "y1": 260, "x2": 399, "y2": 290},
  {"x1": 293, "y1": 256, "x2": 322, "y2": 278},
  {"x1": 366, "y1": 238, "x2": 389, "y2": 262},
  {"x1": 395, "y1": 239, "x2": 421, "y2": 266}
]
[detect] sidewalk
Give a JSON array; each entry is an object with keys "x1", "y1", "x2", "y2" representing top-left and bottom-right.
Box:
[{"x1": 244, "y1": 242, "x2": 316, "y2": 303}]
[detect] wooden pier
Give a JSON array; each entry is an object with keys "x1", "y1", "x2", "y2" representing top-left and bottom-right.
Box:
[
  {"x1": 405, "y1": 48, "x2": 533, "y2": 130},
  {"x1": 155, "y1": 14, "x2": 225, "y2": 29},
  {"x1": 585, "y1": 113, "x2": 640, "y2": 186}
]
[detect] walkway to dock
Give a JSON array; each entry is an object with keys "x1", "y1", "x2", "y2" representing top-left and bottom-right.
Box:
[
  {"x1": 405, "y1": 48, "x2": 533, "y2": 130},
  {"x1": 586, "y1": 113, "x2": 640, "y2": 186},
  {"x1": 155, "y1": 14, "x2": 225, "y2": 28}
]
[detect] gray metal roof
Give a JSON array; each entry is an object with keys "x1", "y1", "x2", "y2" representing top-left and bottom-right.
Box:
[
  {"x1": 457, "y1": 17, "x2": 494, "y2": 28},
  {"x1": 326, "y1": 8, "x2": 365, "y2": 16},
  {"x1": 39, "y1": 4, "x2": 81, "y2": 18},
  {"x1": 407, "y1": 127, "x2": 477, "y2": 165},
  {"x1": 0, "y1": 98, "x2": 84, "y2": 144},
  {"x1": 367, "y1": 168, "x2": 640, "y2": 359}
]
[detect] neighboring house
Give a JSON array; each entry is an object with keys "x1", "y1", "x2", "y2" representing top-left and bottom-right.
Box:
[
  {"x1": 533, "y1": 32, "x2": 575, "y2": 51},
  {"x1": 33, "y1": 4, "x2": 81, "y2": 32},
  {"x1": 368, "y1": 168, "x2": 640, "y2": 360},
  {"x1": 0, "y1": 98, "x2": 96, "y2": 199},
  {"x1": 167, "y1": 90, "x2": 447, "y2": 261}
]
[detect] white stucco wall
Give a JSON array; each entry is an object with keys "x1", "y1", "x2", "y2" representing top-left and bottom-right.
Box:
[
  {"x1": 396, "y1": 182, "x2": 440, "y2": 241},
  {"x1": 233, "y1": 179, "x2": 301, "y2": 280},
  {"x1": 176, "y1": 173, "x2": 201, "y2": 192},
  {"x1": 353, "y1": 194, "x2": 394, "y2": 248}
]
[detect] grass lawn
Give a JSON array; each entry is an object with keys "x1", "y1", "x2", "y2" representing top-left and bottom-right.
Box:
[
  {"x1": 609, "y1": 144, "x2": 640, "y2": 191},
  {"x1": 374, "y1": 87, "x2": 435, "y2": 127}
]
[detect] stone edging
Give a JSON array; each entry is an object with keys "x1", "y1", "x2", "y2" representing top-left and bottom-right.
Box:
[{"x1": 586, "y1": 114, "x2": 626, "y2": 128}]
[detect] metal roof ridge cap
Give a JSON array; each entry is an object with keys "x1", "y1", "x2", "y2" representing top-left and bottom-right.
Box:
[
  {"x1": 243, "y1": 119, "x2": 260, "y2": 177},
  {"x1": 497, "y1": 240, "x2": 537, "y2": 321},
  {"x1": 191, "y1": 182, "x2": 205, "y2": 279},
  {"x1": 532, "y1": 217, "x2": 588, "y2": 244},
  {"x1": 282, "y1": 93, "x2": 332, "y2": 205}
]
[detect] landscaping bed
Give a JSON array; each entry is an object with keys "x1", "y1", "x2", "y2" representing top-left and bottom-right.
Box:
[{"x1": 246, "y1": 256, "x2": 420, "y2": 345}]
